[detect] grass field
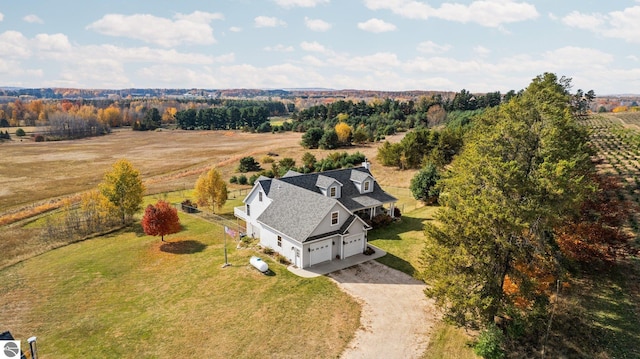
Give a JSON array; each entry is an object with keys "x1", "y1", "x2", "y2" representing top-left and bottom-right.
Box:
[{"x1": 0, "y1": 197, "x2": 360, "y2": 358}]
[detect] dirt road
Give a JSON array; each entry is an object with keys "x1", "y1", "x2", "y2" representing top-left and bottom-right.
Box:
[{"x1": 329, "y1": 261, "x2": 439, "y2": 359}]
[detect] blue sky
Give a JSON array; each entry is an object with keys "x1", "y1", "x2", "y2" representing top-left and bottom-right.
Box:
[{"x1": 1, "y1": 0, "x2": 639, "y2": 94}]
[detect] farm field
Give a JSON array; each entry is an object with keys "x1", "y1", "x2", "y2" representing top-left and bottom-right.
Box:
[
  {"x1": 0, "y1": 128, "x2": 413, "y2": 218},
  {"x1": 582, "y1": 113, "x2": 640, "y2": 231}
]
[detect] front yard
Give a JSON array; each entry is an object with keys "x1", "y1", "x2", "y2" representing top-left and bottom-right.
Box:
[{"x1": 0, "y1": 195, "x2": 360, "y2": 358}]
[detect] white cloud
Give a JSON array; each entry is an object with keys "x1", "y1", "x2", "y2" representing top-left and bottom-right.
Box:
[
  {"x1": 474, "y1": 46, "x2": 491, "y2": 57},
  {"x1": 0, "y1": 13, "x2": 4, "y2": 22},
  {"x1": 417, "y1": 41, "x2": 451, "y2": 54},
  {"x1": 561, "y1": 11, "x2": 604, "y2": 30},
  {"x1": 363, "y1": 0, "x2": 538, "y2": 27},
  {"x1": 562, "y1": 6, "x2": 640, "y2": 43},
  {"x1": 87, "y1": 11, "x2": 223, "y2": 47},
  {"x1": 0, "y1": 31, "x2": 32, "y2": 58},
  {"x1": 23, "y1": 14, "x2": 44, "y2": 24},
  {"x1": 274, "y1": 0, "x2": 329, "y2": 8},
  {"x1": 264, "y1": 44, "x2": 294, "y2": 52},
  {"x1": 302, "y1": 55, "x2": 325, "y2": 67},
  {"x1": 627, "y1": 55, "x2": 639, "y2": 62},
  {"x1": 229, "y1": 26, "x2": 242, "y2": 32},
  {"x1": 305, "y1": 17, "x2": 332, "y2": 31},
  {"x1": 357, "y1": 18, "x2": 397, "y2": 33},
  {"x1": 254, "y1": 16, "x2": 286, "y2": 28},
  {"x1": 300, "y1": 41, "x2": 327, "y2": 53},
  {"x1": 33, "y1": 33, "x2": 72, "y2": 54}
]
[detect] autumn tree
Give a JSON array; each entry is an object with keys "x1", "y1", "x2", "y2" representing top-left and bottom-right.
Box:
[
  {"x1": 194, "y1": 167, "x2": 228, "y2": 213},
  {"x1": 420, "y1": 73, "x2": 594, "y2": 329},
  {"x1": 99, "y1": 159, "x2": 146, "y2": 224},
  {"x1": 555, "y1": 174, "x2": 633, "y2": 263},
  {"x1": 335, "y1": 121, "x2": 352, "y2": 145},
  {"x1": 141, "y1": 200, "x2": 181, "y2": 241},
  {"x1": 98, "y1": 106, "x2": 123, "y2": 127}
]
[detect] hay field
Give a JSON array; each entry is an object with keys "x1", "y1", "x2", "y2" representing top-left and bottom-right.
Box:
[{"x1": 1, "y1": 129, "x2": 410, "y2": 214}]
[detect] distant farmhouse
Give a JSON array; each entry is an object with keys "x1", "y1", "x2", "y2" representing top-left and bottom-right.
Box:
[{"x1": 234, "y1": 162, "x2": 397, "y2": 268}]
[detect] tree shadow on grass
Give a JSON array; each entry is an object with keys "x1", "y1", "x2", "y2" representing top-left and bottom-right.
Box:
[
  {"x1": 375, "y1": 252, "x2": 418, "y2": 278},
  {"x1": 369, "y1": 215, "x2": 428, "y2": 241},
  {"x1": 160, "y1": 240, "x2": 207, "y2": 254}
]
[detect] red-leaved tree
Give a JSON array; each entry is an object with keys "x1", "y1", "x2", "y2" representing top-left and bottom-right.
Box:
[
  {"x1": 141, "y1": 200, "x2": 181, "y2": 241},
  {"x1": 555, "y1": 174, "x2": 634, "y2": 263}
]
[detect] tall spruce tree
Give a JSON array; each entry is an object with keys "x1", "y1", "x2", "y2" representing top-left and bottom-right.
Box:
[{"x1": 420, "y1": 73, "x2": 594, "y2": 327}]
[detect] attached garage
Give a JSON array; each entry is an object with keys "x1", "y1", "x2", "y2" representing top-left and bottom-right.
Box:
[
  {"x1": 309, "y1": 239, "x2": 332, "y2": 266},
  {"x1": 343, "y1": 234, "x2": 365, "y2": 258}
]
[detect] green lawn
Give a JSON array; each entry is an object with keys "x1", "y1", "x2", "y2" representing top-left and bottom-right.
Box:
[
  {"x1": 0, "y1": 197, "x2": 360, "y2": 358},
  {"x1": 369, "y1": 205, "x2": 439, "y2": 278}
]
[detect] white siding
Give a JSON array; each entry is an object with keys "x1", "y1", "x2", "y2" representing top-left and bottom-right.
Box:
[
  {"x1": 307, "y1": 203, "x2": 350, "y2": 238},
  {"x1": 260, "y1": 227, "x2": 300, "y2": 265}
]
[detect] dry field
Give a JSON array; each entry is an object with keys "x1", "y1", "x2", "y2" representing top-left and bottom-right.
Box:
[{"x1": 1, "y1": 129, "x2": 411, "y2": 216}]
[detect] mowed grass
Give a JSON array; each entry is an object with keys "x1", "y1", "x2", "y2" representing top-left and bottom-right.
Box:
[
  {"x1": 369, "y1": 205, "x2": 439, "y2": 277},
  {"x1": 0, "y1": 208, "x2": 360, "y2": 358}
]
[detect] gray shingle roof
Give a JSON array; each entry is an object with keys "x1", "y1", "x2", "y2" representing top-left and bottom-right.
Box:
[
  {"x1": 254, "y1": 165, "x2": 396, "y2": 243},
  {"x1": 279, "y1": 166, "x2": 397, "y2": 212},
  {"x1": 257, "y1": 179, "x2": 337, "y2": 242},
  {"x1": 316, "y1": 174, "x2": 342, "y2": 189},
  {"x1": 350, "y1": 170, "x2": 370, "y2": 183}
]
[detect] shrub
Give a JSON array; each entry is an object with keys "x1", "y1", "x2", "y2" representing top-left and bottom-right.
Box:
[
  {"x1": 238, "y1": 156, "x2": 261, "y2": 172},
  {"x1": 371, "y1": 213, "x2": 393, "y2": 228},
  {"x1": 34, "y1": 134, "x2": 45, "y2": 142},
  {"x1": 364, "y1": 246, "x2": 375, "y2": 255},
  {"x1": 274, "y1": 253, "x2": 290, "y2": 265},
  {"x1": 262, "y1": 156, "x2": 275, "y2": 164},
  {"x1": 393, "y1": 207, "x2": 402, "y2": 218},
  {"x1": 15, "y1": 128, "x2": 26, "y2": 137},
  {"x1": 238, "y1": 174, "x2": 248, "y2": 185},
  {"x1": 229, "y1": 176, "x2": 238, "y2": 184},
  {"x1": 262, "y1": 247, "x2": 275, "y2": 255},
  {"x1": 474, "y1": 325, "x2": 505, "y2": 359}
]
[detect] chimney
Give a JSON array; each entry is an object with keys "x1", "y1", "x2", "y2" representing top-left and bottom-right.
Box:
[{"x1": 362, "y1": 160, "x2": 370, "y2": 170}]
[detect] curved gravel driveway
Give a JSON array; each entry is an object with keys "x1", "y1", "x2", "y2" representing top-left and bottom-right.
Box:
[{"x1": 328, "y1": 261, "x2": 440, "y2": 359}]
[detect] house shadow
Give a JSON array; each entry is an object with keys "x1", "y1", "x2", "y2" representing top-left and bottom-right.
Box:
[{"x1": 160, "y1": 240, "x2": 207, "y2": 254}]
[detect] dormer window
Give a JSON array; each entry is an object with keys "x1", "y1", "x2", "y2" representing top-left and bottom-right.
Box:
[
  {"x1": 330, "y1": 186, "x2": 336, "y2": 197},
  {"x1": 364, "y1": 180, "x2": 370, "y2": 192}
]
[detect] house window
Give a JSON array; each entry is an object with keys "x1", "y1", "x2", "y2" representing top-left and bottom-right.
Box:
[
  {"x1": 364, "y1": 180, "x2": 370, "y2": 192},
  {"x1": 330, "y1": 186, "x2": 336, "y2": 197},
  {"x1": 246, "y1": 204, "x2": 250, "y2": 216},
  {"x1": 259, "y1": 191, "x2": 263, "y2": 202},
  {"x1": 331, "y1": 211, "x2": 339, "y2": 226},
  {"x1": 277, "y1": 236, "x2": 282, "y2": 247}
]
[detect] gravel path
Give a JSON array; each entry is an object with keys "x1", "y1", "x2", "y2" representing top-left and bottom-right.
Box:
[{"x1": 329, "y1": 261, "x2": 439, "y2": 359}]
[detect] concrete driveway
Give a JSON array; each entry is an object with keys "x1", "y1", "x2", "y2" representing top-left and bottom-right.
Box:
[{"x1": 328, "y1": 261, "x2": 439, "y2": 359}]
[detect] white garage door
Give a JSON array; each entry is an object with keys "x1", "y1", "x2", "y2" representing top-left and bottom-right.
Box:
[
  {"x1": 344, "y1": 234, "x2": 364, "y2": 258},
  {"x1": 309, "y1": 240, "x2": 332, "y2": 266}
]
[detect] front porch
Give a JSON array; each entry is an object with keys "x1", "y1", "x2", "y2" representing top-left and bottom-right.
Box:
[{"x1": 354, "y1": 203, "x2": 396, "y2": 221}]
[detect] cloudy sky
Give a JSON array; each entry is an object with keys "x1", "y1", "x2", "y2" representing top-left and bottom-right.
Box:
[{"x1": 1, "y1": 0, "x2": 639, "y2": 94}]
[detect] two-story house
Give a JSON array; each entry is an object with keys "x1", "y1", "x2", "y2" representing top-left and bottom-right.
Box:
[{"x1": 234, "y1": 162, "x2": 397, "y2": 268}]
